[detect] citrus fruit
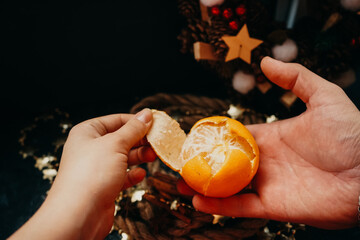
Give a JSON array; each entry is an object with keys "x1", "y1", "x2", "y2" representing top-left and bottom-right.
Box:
[{"x1": 146, "y1": 110, "x2": 259, "y2": 198}]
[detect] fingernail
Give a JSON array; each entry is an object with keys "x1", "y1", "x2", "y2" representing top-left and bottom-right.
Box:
[{"x1": 135, "y1": 108, "x2": 152, "y2": 124}]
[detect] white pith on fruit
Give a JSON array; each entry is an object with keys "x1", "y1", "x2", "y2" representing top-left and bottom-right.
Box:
[{"x1": 180, "y1": 121, "x2": 256, "y2": 174}]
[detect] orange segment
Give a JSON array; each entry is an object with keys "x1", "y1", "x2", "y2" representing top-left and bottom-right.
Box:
[
  {"x1": 227, "y1": 118, "x2": 259, "y2": 161},
  {"x1": 181, "y1": 155, "x2": 212, "y2": 194},
  {"x1": 206, "y1": 149, "x2": 251, "y2": 197},
  {"x1": 146, "y1": 110, "x2": 259, "y2": 198}
]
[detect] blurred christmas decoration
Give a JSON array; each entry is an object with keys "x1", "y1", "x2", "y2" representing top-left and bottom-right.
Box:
[
  {"x1": 19, "y1": 109, "x2": 72, "y2": 183},
  {"x1": 271, "y1": 38, "x2": 298, "y2": 62},
  {"x1": 232, "y1": 70, "x2": 256, "y2": 94},
  {"x1": 177, "y1": 0, "x2": 360, "y2": 113},
  {"x1": 340, "y1": 0, "x2": 360, "y2": 11},
  {"x1": 201, "y1": 0, "x2": 225, "y2": 7}
]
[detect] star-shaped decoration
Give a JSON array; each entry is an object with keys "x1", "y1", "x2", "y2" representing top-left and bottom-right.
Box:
[{"x1": 222, "y1": 24, "x2": 263, "y2": 64}]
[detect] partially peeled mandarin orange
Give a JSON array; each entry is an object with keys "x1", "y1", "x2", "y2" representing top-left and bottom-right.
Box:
[{"x1": 146, "y1": 110, "x2": 259, "y2": 198}]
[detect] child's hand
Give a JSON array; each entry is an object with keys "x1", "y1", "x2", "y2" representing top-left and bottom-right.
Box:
[{"x1": 10, "y1": 109, "x2": 156, "y2": 240}]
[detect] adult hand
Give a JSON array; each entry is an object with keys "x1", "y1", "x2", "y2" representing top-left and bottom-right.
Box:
[
  {"x1": 10, "y1": 109, "x2": 156, "y2": 240},
  {"x1": 178, "y1": 57, "x2": 360, "y2": 229}
]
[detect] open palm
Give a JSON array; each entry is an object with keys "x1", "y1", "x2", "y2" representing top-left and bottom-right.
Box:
[{"x1": 178, "y1": 57, "x2": 360, "y2": 229}]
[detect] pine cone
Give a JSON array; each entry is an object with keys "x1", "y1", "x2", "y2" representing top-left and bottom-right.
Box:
[
  {"x1": 207, "y1": 18, "x2": 231, "y2": 58},
  {"x1": 178, "y1": 28, "x2": 195, "y2": 54},
  {"x1": 177, "y1": 0, "x2": 200, "y2": 19},
  {"x1": 245, "y1": 0, "x2": 272, "y2": 36},
  {"x1": 337, "y1": 12, "x2": 360, "y2": 40},
  {"x1": 178, "y1": 18, "x2": 210, "y2": 54},
  {"x1": 314, "y1": 44, "x2": 351, "y2": 80}
]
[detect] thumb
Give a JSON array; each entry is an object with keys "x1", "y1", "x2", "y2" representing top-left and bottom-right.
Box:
[
  {"x1": 260, "y1": 57, "x2": 342, "y2": 107},
  {"x1": 112, "y1": 108, "x2": 153, "y2": 153}
]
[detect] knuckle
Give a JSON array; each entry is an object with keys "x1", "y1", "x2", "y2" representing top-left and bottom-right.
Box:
[
  {"x1": 68, "y1": 122, "x2": 84, "y2": 136},
  {"x1": 70, "y1": 119, "x2": 107, "y2": 136},
  {"x1": 117, "y1": 136, "x2": 130, "y2": 151},
  {"x1": 87, "y1": 119, "x2": 107, "y2": 135}
]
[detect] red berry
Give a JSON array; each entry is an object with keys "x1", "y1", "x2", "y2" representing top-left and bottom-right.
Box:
[
  {"x1": 229, "y1": 20, "x2": 239, "y2": 30},
  {"x1": 222, "y1": 8, "x2": 233, "y2": 19},
  {"x1": 236, "y1": 4, "x2": 246, "y2": 15},
  {"x1": 211, "y1": 6, "x2": 221, "y2": 16},
  {"x1": 351, "y1": 38, "x2": 356, "y2": 46}
]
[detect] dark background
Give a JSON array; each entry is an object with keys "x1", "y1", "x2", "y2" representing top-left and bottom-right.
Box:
[{"x1": 0, "y1": 0, "x2": 359, "y2": 239}]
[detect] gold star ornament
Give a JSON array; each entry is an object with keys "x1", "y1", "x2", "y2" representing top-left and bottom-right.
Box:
[{"x1": 222, "y1": 24, "x2": 263, "y2": 64}]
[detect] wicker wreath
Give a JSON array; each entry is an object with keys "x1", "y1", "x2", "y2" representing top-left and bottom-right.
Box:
[{"x1": 130, "y1": 93, "x2": 268, "y2": 131}]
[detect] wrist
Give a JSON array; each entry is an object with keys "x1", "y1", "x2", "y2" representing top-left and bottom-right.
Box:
[
  {"x1": 44, "y1": 176, "x2": 114, "y2": 239},
  {"x1": 9, "y1": 184, "x2": 99, "y2": 240}
]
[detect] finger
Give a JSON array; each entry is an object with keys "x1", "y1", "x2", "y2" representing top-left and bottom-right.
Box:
[
  {"x1": 244, "y1": 123, "x2": 267, "y2": 139},
  {"x1": 91, "y1": 114, "x2": 133, "y2": 134},
  {"x1": 128, "y1": 146, "x2": 157, "y2": 166},
  {"x1": 192, "y1": 193, "x2": 267, "y2": 219},
  {"x1": 121, "y1": 168, "x2": 147, "y2": 190},
  {"x1": 70, "y1": 114, "x2": 133, "y2": 138},
  {"x1": 260, "y1": 57, "x2": 339, "y2": 106},
  {"x1": 111, "y1": 108, "x2": 153, "y2": 154},
  {"x1": 244, "y1": 122, "x2": 280, "y2": 148},
  {"x1": 132, "y1": 137, "x2": 151, "y2": 148},
  {"x1": 177, "y1": 178, "x2": 197, "y2": 196}
]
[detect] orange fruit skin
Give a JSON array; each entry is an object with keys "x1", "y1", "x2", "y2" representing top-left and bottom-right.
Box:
[
  {"x1": 180, "y1": 116, "x2": 259, "y2": 198},
  {"x1": 181, "y1": 155, "x2": 212, "y2": 194}
]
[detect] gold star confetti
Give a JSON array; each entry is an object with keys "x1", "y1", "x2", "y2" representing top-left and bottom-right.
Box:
[
  {"x1": 60, "y1": 122, "x2": 72, "y2": 133},
  {"x1": 222, "y1": 24, "x2": 263, "y2": 64},
  {"x1": 170, "y1": 199, "x2": 179, "y2": 210},
  {"x1": 266, "y1": 115, "x2": 278, "y2": 123},
  {"x1": 131, "y1": 190, "x2": 146, "y2": 203},
  {"x1": 35, "y1": 156, "x2": 57, "y2": 171},
  {"x1": 227, "y1": 104, "x2": 245, "y2": 119},
  {"x1": 42, "y1": 169, "x2": 58, "y2": 183}
]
